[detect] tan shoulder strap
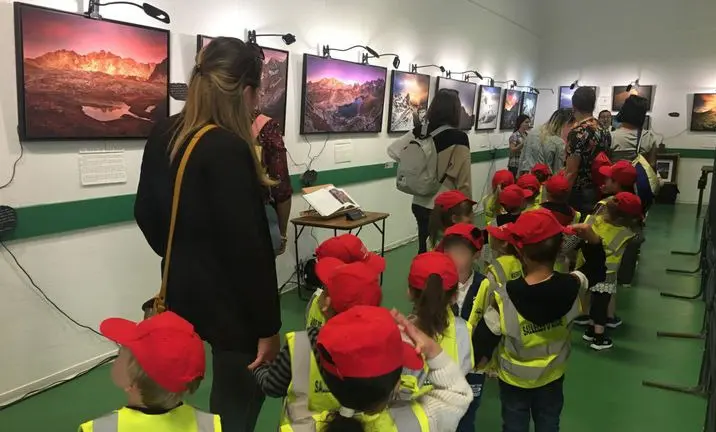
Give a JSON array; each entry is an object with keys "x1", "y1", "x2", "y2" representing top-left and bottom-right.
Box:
[{"x1": 159, "y1": 124, "x2": 218, "y2": 303}]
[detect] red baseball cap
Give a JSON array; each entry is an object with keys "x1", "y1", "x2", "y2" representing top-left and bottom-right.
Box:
[
  {"x1": 599, "y1": 160, "x2": 637, "y2": 187},
  {"x1": 517, "y1": 173, "x2": 541, "y2": 193},
  {"x1": 437, "y1": 223, "x2": 484, "y2": 252},
  {"x1": 315, "y1": 234, "x2": 386, "y2": 273},
  {"x1": 317, "y1": 305, "x2": 423, "y2": 379},
  {"x1": 486, "y1": 209, "x2": 575, "y2": 248},
  {"x1": 492, "y1": 169, "x2": 515, "y2": 189},
  {"x1": 100, "y1": 312, "x2": 205, "y2": 393},
  {"x1": 408, "y1": 251, "x2": 459, "y2": 290},
  {"x1": 315, "y1": 257, "x2": 383, "y2": 313},
  {"x1": 499, "y1": 184, "x2": 533, "y2": 208},
  {"x1": 531, "y1": 164, "x2": 551, "y2": 178},
  {"x1": 434, "y1": 190, "x2": 475, "y2": 210},
  {"x1": 613, "y1": 192, "x2": 643, "y2": 217},
  {"x1": 545, "y1": 173, "x2": 571, "y2": 196}
]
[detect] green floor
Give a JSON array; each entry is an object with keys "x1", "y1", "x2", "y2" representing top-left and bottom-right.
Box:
[{"x1": 0, "y1": 204, "x2": 708, "y2": 431}]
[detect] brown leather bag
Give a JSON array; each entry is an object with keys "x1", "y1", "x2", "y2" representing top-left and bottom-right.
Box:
[{"x1": 143, "y1": 124, "x2": 218, "y2": 319}]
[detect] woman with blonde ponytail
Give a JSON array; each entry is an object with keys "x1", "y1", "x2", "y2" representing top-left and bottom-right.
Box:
[{"x1": 135, "y1": 37, "x2": 281, "y2": 432}]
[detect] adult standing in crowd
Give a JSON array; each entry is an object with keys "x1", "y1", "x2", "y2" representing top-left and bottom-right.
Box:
[
  {"x1": 134, "y1": 37, "x2": 281, "y2": 432},
  {"x1": 564, "y1": 87, "x2": 611, "y2": 215},
  {"x1": 598, "y1": 110, "x2": 614, "y2": 131},
  {"x1": 518, "y1": 108, "x2": 573, "y2": 175},
  {"x1": 508, "y1": 114, "x2": 531, "y2": 178},
  {"x1": 389, "y1": 89, "x2": 472, "y2": 254},
  {"x1": 610, "y1": 95, "x2": 659, "y2": 166}
]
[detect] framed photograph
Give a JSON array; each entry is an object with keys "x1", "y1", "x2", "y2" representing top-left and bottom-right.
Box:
[
  {"x1": 14, "y1": 2, "x2": 169, "y2": 141},
  {"x1": 520, "y1": 92, "x2": 538, "y2": 120},
  {"x1": 558, "y1": 85, "x2": 597, "y2": 109},
  {"x1": 655, "y1": 154, "x2": 679, "y2": 183},
  {"x1": 612, "y1": 85, "x2": 654, "y2": 111},
  {"x1": 436, "y1": 77, "x2": 477, "y2": 130},
  {"x1": 388, "y1": 70, "x2": 431, "y2": 133},
  {"x1": 197, "y1": 34, "x2": 214, "y2": 53},
  {"x1": 500, "y1": 89, "x2": 523, "y2": 130},
  {"x1": 259, "y1": 47, "x2": 289, "y2": 135},
  {"x1": 300, "y1": 54, "x2": 387, "y2": 134},
  {"x1": 475, "y1": 85, "x2": 501, "y2": 130},
  {"x1": 690, "y1": 93, "x2": 716, "y2": 132}
]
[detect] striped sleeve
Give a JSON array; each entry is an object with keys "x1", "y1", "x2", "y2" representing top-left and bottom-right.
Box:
[{"x1": 252, "y1": 343, "x2": 294, "y2": 398}]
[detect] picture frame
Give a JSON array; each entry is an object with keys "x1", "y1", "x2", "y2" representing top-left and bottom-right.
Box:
[
  {"x1": 436, "y1": 77, "x2": 477, "y2": 131},
  {"x1": 558, "y1": 85, "x2": 597, "y2": 109},
  {"x1": 258, "y1": 46, "x2": 290, "y2": 135},
  {"x1": 475, "y1": 85, "x2": 501, "y2": 131},
  {"x1": 500, "y1": 89, "x2": 523, "y2": 130},
  {"x1": 387, "y1": 70, "x2": 431, "y2": 133},
  {"x1": 520, "y1": 91, "x2": 538, "y2": 120},
  {"x1": 655, "y1": 153, "x2": 679, "y2": 183},
  {"x1": 14, "y1": 2, "x2": 170, "y2": 141},
  {"x1": 300, "y1": 54, "x2": 387, "y2": 135},
  {"x1": 690, "y1": 93, "x2": 716, "y2": 132},
  {"x1": 612, "y1": 85, "x2": 654, "y2": 111},
  {"x1": 196, "y1": 34, "x2": 214, "y2": 53}
]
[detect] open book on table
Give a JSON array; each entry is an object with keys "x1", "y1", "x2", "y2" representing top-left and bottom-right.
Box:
[{"x1": 302, "y1": 184, "x2": 360, "y2": 218}]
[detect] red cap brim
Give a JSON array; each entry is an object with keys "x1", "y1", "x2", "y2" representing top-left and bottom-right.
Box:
[
  {"x1": 100, "y1": 317, "x2": 138, "y2": 346},
  {"x1": 364, "y1": 253, "x2": 386, "y2": 273},
  {"x1": 522, "y1": 189, "x2": 534, "y2": 198},
  {"x1": 400, "y1": 340, "x2": 425, "y2": 371},
  {"x1": 315, "y1": 257, "x2": 345, "y2": 285},
  {"x1": 598, "y1": 165, "x2": 613, "y2": 178},
  {"x1": 486, "y1": 224, "x2": 513, "y2": 242},
  {"x1": 562, "y1": 226, "x2": 576, "y2": 236}
]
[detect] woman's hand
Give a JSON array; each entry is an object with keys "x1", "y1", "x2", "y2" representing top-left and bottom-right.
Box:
[
  {"x1": 571, "y1": 223, "x2": 600, "y2": 244},
  {"x1": 391, "y1": 309, "x2": 442, "y2": 360},
  {"x1": 276, "y1": 236, "x2": 287, "y2": 256},
  {"x1": 248, "y1": 334, "x2": 281, "y2": 370}
]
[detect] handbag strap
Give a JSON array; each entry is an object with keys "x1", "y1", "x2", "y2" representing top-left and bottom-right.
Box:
[{"x1": 159, "y1": 124, "x2": 218, "y2": 301}]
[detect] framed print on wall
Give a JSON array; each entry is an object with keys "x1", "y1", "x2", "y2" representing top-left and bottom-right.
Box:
[
  {"x1": 259, "y1": 47, "x2": 289, "y2": 135},
  {"x1": 388, "y1": 70, "x2": 431, "y2": 133},
  {"x1": 655, "y1": 154, "x2": 679, "y2": 183},
  {"x1": 520, "y1": 92, "x2": 538, "y2": 120},
  {"x1": 475, "y1": 85, "x2": 501, "y2": 130},
  {"x1": 14, "y1": 2, "x2": 170, "y2": 141},
  {"x1": 436, "y1": 77, "x2": 477, "y2": 130},
  {"x1": 500, "y1": 89, "x2": 523, "y2": 130},
  {"x1": 612, "y1": 85, "x2": 654, "y2": 111},
  {"x1": 196, "y1": 34, "x2": 214, "y2": 53},
  {"x1": 300, "y1": 54, "x2": 387, "y2": 134},
  {"x1": 690, "y1": 93, "x2": 716, "y2": 132},
  {"x1": 559, "y1": 85, "x2": 598, "y2": 109}
]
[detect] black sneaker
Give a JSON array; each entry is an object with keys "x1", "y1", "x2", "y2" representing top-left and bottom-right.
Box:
[
  {"x1": 606, "y1": 316, "x2": 623, "y2": 329},
  {"x1": 574, "y1": 315, "x2": 591, "y2": 326},
  {"x1": 582, "y1": 326, "x2": 595, "y2": 342},
  {"x1": 590, "y1": 335, "x2": 613, "y2": 351}
]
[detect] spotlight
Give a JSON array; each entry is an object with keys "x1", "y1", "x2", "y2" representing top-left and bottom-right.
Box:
[
  {"x1": 247, "y1": 30, "x2": 296, "y2": 45},
  {"x1": 363, "y1": 52, "x2": 401, "y2": 69},
  {"x1": 455, "y1": 70, "x2": 484, "y2": 81},
  {"x1": 86, "y1": 0, "x2": 170, "y2": 23},
  {"x1": 410, "y1": 64, "x2": 446, "y2": 74},
  {"x1": 626, "y1": 78, "x2": 640, "y2": 92},
  {"x1": 569, "y1": 79, "x2": 579, "y2": 90},
  {"x1": 510, "y1": 80, "x2": 517, "y2": 89},
  {"x1": 323, "y1": 44, "x2": 379, "y2": 59},
  {"x1": 483, "y1": 76, "x2": 495, "y2": 86}
]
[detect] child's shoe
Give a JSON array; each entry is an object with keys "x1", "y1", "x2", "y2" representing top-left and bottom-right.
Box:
[
  {"x1": 582, "y1": 326, "x2": 595, "y2": 342},
  {"x1": 574, "y1": 315, "x2": 591, "y2": 326},
  {"x1": 606, "y1": 316, "x2": 623, "y2": 329},
  {"x1": 590, "y1": 334, "x2": 613, "y2": 351}
]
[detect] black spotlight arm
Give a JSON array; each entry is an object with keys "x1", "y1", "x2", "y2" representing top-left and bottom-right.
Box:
[
  {"x1": 363, "y1": 53, "x2": 401, "y2": 68},
  {"x1": 453, "y1": 70, "x2": 483, "y2": 80},
  {"x1": 324, "y1": 45, "x2": 379, "y2": 58},
  {"x1": 88, "y1": 1, "x2": 170, "y2": 23},
  {"x1": 410, "y1": 64, "x2": 446, "y2": 74},
  {"x1": 482, "y1": 76, "x2": 495, "y2": 86},
  {"x1": 248, "y1": 30, "x2": 296, "y2": 45}
]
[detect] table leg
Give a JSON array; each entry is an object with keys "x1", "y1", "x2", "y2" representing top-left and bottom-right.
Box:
[
  {"x1": 372, "y1": 219, "x2": 387, "y2": 285},
  {"x1": 334, "y1": 229, "x2": 338, "y2": 237},
  {"x1": 295, "y1": 225, "x2": 305, "y2": 300}
]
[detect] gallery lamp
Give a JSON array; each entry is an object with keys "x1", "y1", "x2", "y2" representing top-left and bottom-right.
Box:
[
  {"x1": 410, "y1": 64, "x2": 446, "y2": 74},
  {"x1": 626, "y1": 79, "x2": 640, "y2": 92},
  {"x1": 453, "y1": 70, "x2": 483, "y2": 81},
  {"x1": 247, "y1": 30, "x2": 296, "y2": 45},
  {"x1": 362, "y1": 53, "x2": 401, "y2": 69},
  {"x1": 482, "y1": 76, "x2": 495, "y2": 86},
  {"x1": 569, "y1": 80, "x2": 579, "y2": 89},
  {"x1": 499, "y1": 80, "x2": 518, "y2": 89},
  {"x1": 323, "y1": 45, "x2": 379, "y2": 59},
  {"x1": 86, "y1": 0, "x2": 170, "y2": 23}
]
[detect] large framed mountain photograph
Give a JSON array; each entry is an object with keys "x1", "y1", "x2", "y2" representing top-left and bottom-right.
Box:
[
  {"x1": 436, "y1": 77, "x2": 477, "y2": 130},
  {"x1": 258, "y1": 47, "x2": 289, "y2": 135},
  {"x1": 475, "y1": 85, "x2": 501, "y2": 130},
  {"x1": 14, "y1": 2, "x2": 170, "y2": 141},
  {"x1": 388, "y1": 70, "x2": 431, "y2": 133},
  {"x1": 500, "y1": 89, "x2": 523, "y2": 130}
]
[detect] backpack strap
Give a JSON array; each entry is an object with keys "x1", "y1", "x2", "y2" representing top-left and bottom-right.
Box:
[{"x1": 252, "y1": 114, "x2": 272, "y2": 139}]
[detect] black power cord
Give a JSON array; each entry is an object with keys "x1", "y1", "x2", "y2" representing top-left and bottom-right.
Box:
[{"x1": 0, "y1": 143, "x2": 24, "y2": 190}]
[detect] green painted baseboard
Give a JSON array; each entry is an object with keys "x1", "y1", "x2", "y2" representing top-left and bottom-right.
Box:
[{"x1": 7, "y1": 146, "x2": 710, "y2": 241}]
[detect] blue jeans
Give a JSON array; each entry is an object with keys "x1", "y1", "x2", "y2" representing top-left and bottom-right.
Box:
[
  {"x1": 499, "y1": 376, "x2": 564, "y2": 432},
  {"x1": 457, "y1": 373, "x2": 485, "y2": 432}
]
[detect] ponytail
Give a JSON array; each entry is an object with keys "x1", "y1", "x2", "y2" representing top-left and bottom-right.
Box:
[
  {"x1": 324, "y1": 413, "x2": 364, "y2": 432},
  {"x1": 490, "y1": 185, "x2": 504, "y2": 218},
  {"x1": 411, "y1": 274, "x2": 457, "y2": 338}
]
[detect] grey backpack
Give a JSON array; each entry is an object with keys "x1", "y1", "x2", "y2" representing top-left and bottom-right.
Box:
[{"x1": 394, "y1": 124, "x2": 455, "y2": 197}]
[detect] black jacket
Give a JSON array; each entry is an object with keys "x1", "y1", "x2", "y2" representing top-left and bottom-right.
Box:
[{"x1": 135, "y1": 116, "x2": 281, "y2": 352}]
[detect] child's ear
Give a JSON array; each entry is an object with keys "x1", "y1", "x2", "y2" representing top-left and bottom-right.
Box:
[{"x1": 320, "y1": 296, "x2": 332, "y2": 313}]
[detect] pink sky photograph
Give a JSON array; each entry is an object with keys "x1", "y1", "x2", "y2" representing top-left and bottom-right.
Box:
[
  {"x1": 20, "y1": 6, "x2": 168, "y2": 64},
  {"x1": 306, "y1": 55, "x2": 385, "y2": 85}
]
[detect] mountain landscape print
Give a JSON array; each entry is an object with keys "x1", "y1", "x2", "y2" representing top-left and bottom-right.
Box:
[
  {"x1": 437, "y1": 78, "x2": 477, "y2": 130},
  {"x1": 389, "y1": 71, "x2": 430, "y2": 133},
  {"x1": 15, "y1": 3, "x2": 169, "y2": 140},
  {"x1": 691, "y1": 93, "x2": 716, "y2": 132},
  {"x1": 259, "y1": 48, "x2": 289, "y2": 135},
  {"x1": 301, "y1": 55, "x2": 387, "y2": 134}
]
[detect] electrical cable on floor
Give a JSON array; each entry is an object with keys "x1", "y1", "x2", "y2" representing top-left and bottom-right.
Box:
[
  {"x1": 0, "y1": 240, "x2": 103, "y2": 338},
  {"x1": 0, "y1": 143, "x2": 24, "y2": 190}
]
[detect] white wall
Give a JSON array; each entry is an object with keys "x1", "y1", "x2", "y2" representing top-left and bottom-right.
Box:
[
  {"x1": 534, "y1": 0, "x2": 716, "y2": 204},
  {"x1": 0, "y1": 0, "x2": 538, "y2": 404}
]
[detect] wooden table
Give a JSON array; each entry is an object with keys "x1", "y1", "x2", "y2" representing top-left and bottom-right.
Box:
[{"x1": 290, "y1": 211, "x2": 390, "y2": 300}]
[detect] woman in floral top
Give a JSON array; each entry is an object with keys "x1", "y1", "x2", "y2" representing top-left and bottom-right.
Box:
[{"x1": 508, "y1": 114, "x2": 531, "y2": 178}]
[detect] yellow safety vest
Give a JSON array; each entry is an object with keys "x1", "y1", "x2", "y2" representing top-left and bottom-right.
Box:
[
  {"x1": 468, "y1": 256, "x2": 520, "y2": 328},
  {"x1": 553, "y1": 210, "x2": 581, "y2": 274},
  {"x1": 283, "y1": 332, "x2": 340, "y2": 425},
  {"x1": 482, "y1": 194, "x2": 499, "y2": 226},
  {"x1": 576, "y1": 215, "x2": 635, "y2": 283},
  {"x1": 494, "y1": 285, "x2": 581, "y2": 389},
  {"x1": 79, "y1": 405, "x2": 220, "y2": 432},
  {"x1": 537, "y1": 185, "x2": 545, "y2": 204},
  {"x1": 304, "y1": 290, "x2": 326, "y2": 329},
  {"x1": 398, "y1": 312, "x2": 473, "y2": 400},
  {"x1": 280, "y1": 402, "x2": 430, "y2": 432}
]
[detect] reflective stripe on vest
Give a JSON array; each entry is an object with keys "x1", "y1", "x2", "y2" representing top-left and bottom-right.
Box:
[
  {"x1": 584, "y1": 215, "x2": 634, "y2": 280},
  {"x1": 490, "y1": 257, "x2": 508, "y2": 286},
  {"x1": 280, "y1": 403, "x2": 429, "y2": 431},
  {"x1": 286, "y1": 332, "x2": 313, "y2": 421},
  {"x1": 305, "y1": 291, "x2": 326, "y2": 329},
  {"x1": 90, "y1": 407, "x2": 216, "y2": 432},
  {"x1": 389, "y1": 404, "x2": 422, "y2": 431}
]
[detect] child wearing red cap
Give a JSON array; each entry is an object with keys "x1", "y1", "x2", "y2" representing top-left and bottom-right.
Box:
[
  {"x1": 572, "y1": 192, "x2": 641, "y2": 350},
  {"x1": 79, "y1": 312, "x2": 219, "y2": 431},
  {"x1": 482, "y1": 169, "x2": 515, "y2": 227},
  {"x1": 517, "y1": 173, "x2": 542, "y2": 212},
  {"x1": 540, "y1": 173, "x2": 582, "y2": 273},
  {"x1": 531, "y1": 163, "x2": 552, "y2": 203},
  {"x1": 278, "y1": 305, "x2": 472, "y2": 431},
  {"x1": 254, "y1": 258, "x2": 384, "y2": 424},
  {"x1": 436, "y1": 224, "x2": 488, "y2": 432},
  {"x1": 474, "y1": 210, "x2": 588, "y2": 432},
  {"x1": 305, "y1": 234, "x2": 386, "y2": 329},
  {"x1": 428, "y1": 190, "x2": 476, "y2": 250},
  {"x1": 595, "y1": 160, "x2": 637, "y2": 214}
]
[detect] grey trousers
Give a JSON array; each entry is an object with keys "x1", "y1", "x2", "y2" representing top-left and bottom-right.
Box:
[{"x1": 210, "y1": 348, "x2": 266, "y2": 432}]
